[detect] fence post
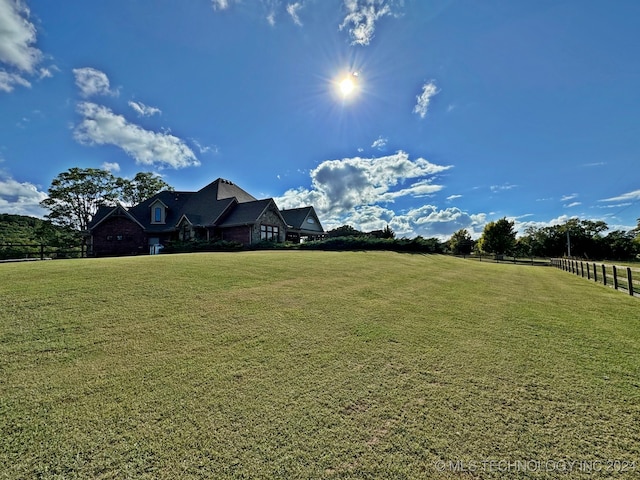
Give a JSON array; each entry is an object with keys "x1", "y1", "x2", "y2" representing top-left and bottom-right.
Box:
[
  {"x1": 602, "y1": 264, "x2": 607, "y2": 286},
  {"x1": 627, "y1": 268, "x2": 634, "y2": 296},
  {"x1": 587, "y1": 263, "x2": 590, "y2": 280},
  {"x1": 593, "y1": 263, "x2": 597, "y2": 282},
  {"x1": 613, "y1": 266, "x2": 618, "y2": 290},
  {"x1": 580, "y1": 262, "x2": 584, "y2": 278}
]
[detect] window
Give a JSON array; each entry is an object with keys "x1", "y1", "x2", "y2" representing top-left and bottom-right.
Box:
[
  {"x1": 150, "y1": 201, "x2": 166, "y2": 224},
  {"x1": 260, "y1": 224, "x2": 279, "y2": 241},
  {"x1": 307, "y1": 217, "x2": 315, "y2": 224}
]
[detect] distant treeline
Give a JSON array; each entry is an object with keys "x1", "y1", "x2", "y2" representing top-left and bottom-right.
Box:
[{"x1": 0, "y1": 214, "x2": 82, "y2": 260}]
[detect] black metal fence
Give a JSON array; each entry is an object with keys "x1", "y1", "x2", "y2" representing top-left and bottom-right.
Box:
[
  {"x1": 551, "y1": 258, "x2": 639, "y2": 297},
  {"x1": 0, "y1": 243, "x2": 86, "y2": 261}
]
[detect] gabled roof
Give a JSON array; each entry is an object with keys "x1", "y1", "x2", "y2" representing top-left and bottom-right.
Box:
[
  {"x1": 88, "y1": 177, "x2": 321, "y2": 235},
  {"x1": 127, "y1": 190, "x2": 197, "y2": 232},
  {"x1": 281, "y1": 206, "x2": 325, "y2": 233},
  {"x1": 217, "y1": 198, "x2": 285, "y2": 227},
  {"x1": 208, "y1": 178, "x2": 257, "y2": 203},
  {"x1": 87, "y1": 204, "x2": 146, "y2": 230}
]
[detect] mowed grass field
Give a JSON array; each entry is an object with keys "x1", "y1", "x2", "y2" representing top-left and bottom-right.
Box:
[{"x1": 1, "y1": 252, "x2": 639, "y2": 479}]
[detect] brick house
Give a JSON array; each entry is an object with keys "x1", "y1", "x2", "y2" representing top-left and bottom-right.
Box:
[{"x1": 87, "y1": 178, "x2": 324, "y2": 256}]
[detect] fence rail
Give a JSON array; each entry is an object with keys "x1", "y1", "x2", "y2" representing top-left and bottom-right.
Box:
[
  {"x1": 0, "y1": 243, "x2": 86, "y2": 261},
  {"x1": 455, "y1": 254, "x2": 551, "y2": 266},
  {"x1": 551, "y1": 258, "x2": 639, "y2": 297}
]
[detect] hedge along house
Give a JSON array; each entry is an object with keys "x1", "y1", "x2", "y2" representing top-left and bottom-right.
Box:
[{"x1": 87, "y1": 178, "x2": 324, "y2": 256}]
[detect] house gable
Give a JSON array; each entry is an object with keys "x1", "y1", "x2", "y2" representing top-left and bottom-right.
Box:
[
  {"x1": 89, "y1": 205, "x2": 146, "y2": 256},
  {"x1": 149, "y1": 199, "x2": 168, "y2": 225},
  {"x1": 281, "y1": 206, "x2": 325, "y2": 241}
]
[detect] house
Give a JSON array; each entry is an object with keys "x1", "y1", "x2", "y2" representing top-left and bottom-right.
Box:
[
  {"x1": 87, "y1": 178, "x2": 325, "y2": 256},
  {"x1": 280, "y1": 207, "x2": 325, "y2": 243}
]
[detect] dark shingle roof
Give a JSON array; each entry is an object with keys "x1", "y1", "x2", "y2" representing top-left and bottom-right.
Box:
[
  {"x1": 281, "y1": 206, "x2": 324, "y2": 233},
  {"x1": 122, "y1": 178, "x2": 256, "y2": 231},
  {"x1": 127, "y1": 190, "x2": 196, "y2": 232},
  {"x1": 88, "y1": 178, "x2": 319, "y2": 235},
  {"x1": 88, "y1": 205, "x2": 116, "y2": 229},
  {"x1": 280, "y1": 207, "x2": 313, "y2": 229},
  {"x1": 217, "y1": 199, "x2": 272, "y2": 227}
]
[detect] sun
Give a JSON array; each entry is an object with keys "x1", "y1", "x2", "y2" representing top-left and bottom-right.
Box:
[
  {"x1": 340, "y1": 77, "x2": 355, "y2": 96},
  {"x1": 336, "y1": 72, "x2": 359, "y2": 99}
]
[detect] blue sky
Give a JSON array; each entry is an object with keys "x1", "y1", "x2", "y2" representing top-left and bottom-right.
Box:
[{"x1": 1, "y1": 0, "x2": 639, "y2": 238}]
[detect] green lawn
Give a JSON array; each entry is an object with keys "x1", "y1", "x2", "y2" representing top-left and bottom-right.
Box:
[{"x1": 1, "y1": 252, "x2": 639, "y2": 479}]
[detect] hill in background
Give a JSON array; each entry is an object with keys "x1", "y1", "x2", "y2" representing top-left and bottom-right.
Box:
[{"x1": 0, "y1": 214, "x2": 80, "y2": 259}]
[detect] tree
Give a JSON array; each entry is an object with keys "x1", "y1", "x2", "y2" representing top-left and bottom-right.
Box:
[
  {"x1": 477, "y1": 217, "x2": 516, "y2": 256},
  {"x1": 118, "y1": 172, "x2": 173, "y2": 205},
  {"x1": 40, "y1": 168, "x2": 174, "y2": 231},
  {"x1": 327, "y1": 225, "x2": 363, "y2": 237},
  {"x1": 448, "y1": 228, "x2": 474, "y2": 255},
  {"x1": 602, "y1": 230, "x2": 638, "y2": 260},
  {"x1": 40, "y1": 168, "x2": 119, "y2": 231},
  {"x1": 381, "y1": 225, "x2": 395, "y2": 239}
]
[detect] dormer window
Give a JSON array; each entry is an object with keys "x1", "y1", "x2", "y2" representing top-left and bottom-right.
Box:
[{"x1": 150, "y1": 200, "x2": 167, "y2": 224}]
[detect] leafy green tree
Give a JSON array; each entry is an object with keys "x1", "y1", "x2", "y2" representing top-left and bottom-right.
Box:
[
  {"x1": 118, "y1": 172, "x2": 173, "y2": 205},
  {"x1": 448, "y1": 228, "x2": 474, "y2": 255},
  {"x1": 602, "y1": 230, "x2": 638, "y2": 260},
  {"x1": 327, "y1": 225, "x2": 363, "y2": 237},
  {"x1": 477, "y1": 218, "x2": 516, "y2": 256},
  {"x1": 40, "y1": 168, "x2": 175, "y2": 231},
  {"x1": 40, "y1": 168, "x2": 120, "y2": 231}
]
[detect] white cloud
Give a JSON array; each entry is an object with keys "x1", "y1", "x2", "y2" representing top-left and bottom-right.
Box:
[
  {"x1": 490, "y1": 183, "x2": 517, "y2": 192},
  {"x1": 266, "y1": 11, "x2": 276, "y2": 26},
  {"x1": 446, "y1": 194, "x2": 462, "y2": 201},
  {"x1": 101, "y1": 162, "x2": 121, "y2": 172},
  {"x1": 287, "y1": 2, "x2": 303, "y2": 26},
  {"x1": 128, "y1": 100, "x2": 162, "y2": 117},
  {"x1": 191, "y1": 138, "x2": 218, "y2": 155},
  {"x1": 564, "y1": 201, "x2": 581, "y2": 208},
  {"x1": 74, "y1": 102, "x2": 200, "y2": 170},
  {"x1": 413, "y1": 81, "x2": 439, "y2": 119},
  {"x1": 0, "y1": 0, "x2": 49, "y2": 93},
  {"x1": 560, "y1": 193, "x2": 578, "y2": 202},
  {"x1": 73, "y1": 67, "x2": 117, "y2": 98},
  {"x1": 0, "y1": 175, "x2": 48, "y2": 217},
  {"x1": 211, "y1": 0, "x2": 234, "y2": 10},
  {"x1": 275, "y1": 151, "x2": 462, "y2": 236},
  {"x1": 0, "y1": 0, "x2": 41, "y2": 72},
  {"x1": 38, "y1": 67, "x2": 53, "y2": 79},
  {"x1": 371, "y1": 135, "x2": 387, "y2": 150},
  {"x1": 600, "y1": 189, "x2": 640, "y2": 203},
  {"x1": 0, "y1": 69, "x2": 30, "y2": 92},
  {"x1": 339, "y1": 0, "x2": 397, "y2": 46}
]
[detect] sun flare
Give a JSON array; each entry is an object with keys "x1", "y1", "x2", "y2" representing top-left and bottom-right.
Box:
[
  {"x1": 336, "y1": 72, "x2": 359, "y2": 99},
  {"x1": 340, "y1": 77, "x2": 355, "y2": 96}
]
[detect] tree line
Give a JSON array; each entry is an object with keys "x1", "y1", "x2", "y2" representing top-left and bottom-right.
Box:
[{"x1": 449, "y1": 217, "x2": 640, "y2": 261}]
